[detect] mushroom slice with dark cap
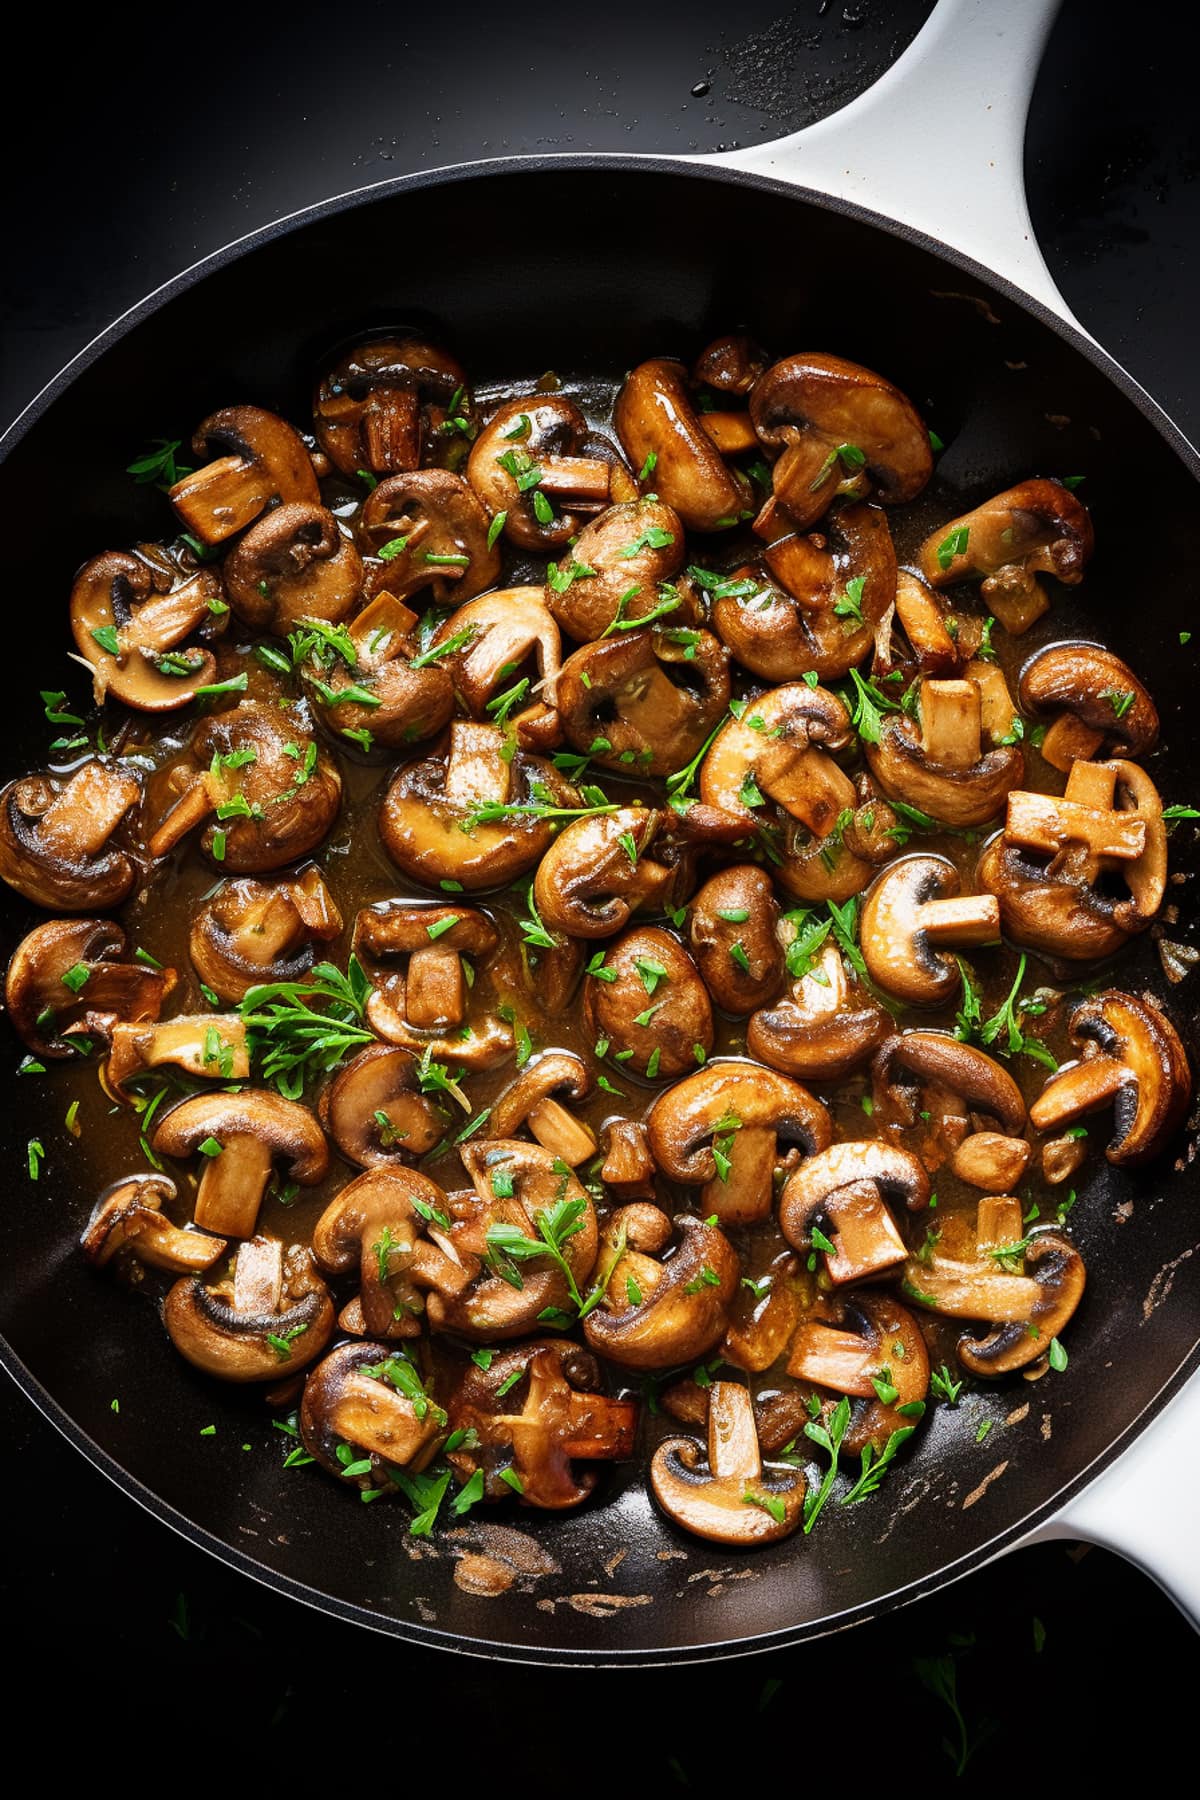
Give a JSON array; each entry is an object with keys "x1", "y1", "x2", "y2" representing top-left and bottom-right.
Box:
[
  {"x1": 614, "y1": 360, "x2": 753, "y2": 534},
  {"x1": 297, "y1": 590, "x2": 455, "y2": 753},
  {"x1": 70, "y1": 550, "x2": 224, "y2": 711},
  {"x1": 645, "y1": 1057, "x2": 832, "y2": 1226},
  {"x1": 313, "y1": 335, "x2": 470, "y2": 477},
  {"x1": 748, "y1": 352, "x2": 933, "y2": 534},
  {"x1": 545, "y1": 499, "x2": 685, "y2": 640},
  {"x1": 713, "y1": 500, "x2": 897, "y2": 683},
  {"x1": 0, "y1": 761, "x2": 141, "y2": 913},
  {"x1": 534, "y1": 807, "x2": 674, "y2": 940},
  {"x1": 689, "y1": 865, "x2": 784, "y2": 1016},
  {"x1": 917, "y1": 478, "x2": 1094, "y2": 635},
  {"x1": 555, "y1": 625, "x2": 731, "y2": 780},
  {"x1": 82, "y1": 1172, "x2": 226, "y2": 1275},
  {"x1": 583, "y1": 924, "x2": 714, "y2": 1082},
  {"x1": 779, "y1": 1141, "x2": 929, "y2": 1284},
  {"x1": 319, "y1": 1044, "x2": 445, "y2": 1168},
  {"x1": 5, "y1": 917, "x2": 173, "y2": 1059},
  {"x1": 189, "y1": 867, "x2": 342, "y2": 1004},
  {"x1": 168, "y1": 405, "x2": 319, "y2": 546},
  {"x1": 164, "y1": 1234, "x2": 335, "y2": 1382},
  {"x1": 152, "y1": 1089, "x2": 329, "y2": 1238},
  {"x1": 428, "y1": 586, "x2": 561, "y2": 746},
  {"x1": 444, "y1": 1339, "x2": 637, "y2": 1509},
  {"x1": 312, "y1": 1167, "x2": 475, "y2": 1339},
  {"x1": 748, "y1": 941, "x2": 888, "y2": 1081},
  {"x1": 486, "y1": 1052, "x2": 597, "y2": 1167},
  {"x1": 873, "y1": 1031, "x2": 1028, "y2": 1146},
  {"x1": 359, "y1": 468, "x2": 500, "y2": 605},
  {"x1": 692, "y1": 333, "x2": 769, "y2": 397},
  {"x1": 786, "y1": 1290, "x2": 929, "y2": 1456},
  {"x1": 583, "y1": 1208, "x2": 738, "y2": 1370},
  {"x1": 1018, "y1": 642, "x2": 1159, "y2": 773},
  {"x1": 104, "y1": 1012, "x2": 250, "y2": 1097},
  {"x1": 468, "y1": 395, "x2": 636, "y2": 552},
  {"x1": 300, "y1": 1341, "x2": 447, "y2": 1492},
  {"x1": 148, "y1": 704, "x2": 342, "y2": 873},
  {"x1": 859, "y1": 854, "x2": 1000, "y2": 1006},
  {"x1": 379, "y1": 720, "x2": 580, "y2": 893},
  {"x1": 650, "y1": 1380, "x2": 805, "y2": 1546},
  {"x1": 699, "y1": 680, "x2": 856, "y2": 841},
  {"x1": 352, "y1": 901, "x2": 514, "y2": 1070},
  {"x1": 1030, "y1": 990, "x2": 1191, "y2": 1166},
  {"x1": 222, "y1": 502, "x2": 363, "y2": 634},
  {"x1": 865, "y1": 676, "x2": 1024, "y2": 828},
  {"x1": 424, "y1": 1140, "x2": 599, "y2": 1341},
  {"x1": 900, "y1": 1197, "x2": 1085, "y2": 1377}
]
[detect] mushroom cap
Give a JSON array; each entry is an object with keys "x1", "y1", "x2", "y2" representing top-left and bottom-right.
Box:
[
  {"x1": 546, "y1": 499, "x2": 685, "y2": 640},
  {"x1": 164, "y1": 1247, "x2": 335, "y2": 1382},
  {"x1": 614, "y1": 359, "x2": 753, "y2": 533},
  {"x1": 223, "y1": 501, "x2": 363, "y2": 633},
  {"x1": 188, "y1": 869, "x2": 342, "y2": 1004},
  {"x1": 780, "y1": 1140, "x2": 931, "y2": 1239},
  {"x1": 467, "y1": 395, "x2": 634, "y2": 551},
  {"x1": 859, "y1": 854, "x2": 999, "y2": 1007},
  {"x1": 360, "y1": 468, "x2": 501, "y2": 603},
  {"x1": 645, "y1": 1057, "x2": 832, "y2": 1184},
  {"x1": 698, "y1": 681, "x2": 853, "y2": 830},
  {"x1": 319, "y1": 1043, "x2": 445, "y2": 1167},
  {"x1": 873, "y1": 1031, "x2": 1028, "y2": 1137},
  {"x1": 0, "y1": 764, "x2": 140, "y2": 912},
  {"x1": 1018, "y1": 641, "x2": 1158, "y2": 762},
  {"x1": 693, "y1": 334, "x2": 768, "y2": 395},
  {"x1": 956, "y1": 1233, "x2": 1086, "y2": 1376},
  {"x1": 583, "y1": 925, "x2": 714, "y2": 1082},
  {"x1": 748, "y1": 941, "x2": 888, "y2": 1081},
  {"x1": 488, "y1": 1051, "x2": 593, "y2": 1138},
  {"x1": 81, "y1": 1172, "x2": 226, "y2": 1274},
  {"x1": 688, "y1": 865, "x2": 784, "y2": 1015},
  {"x1": 583, "y1": 1214, "x2": 739, "y2": 1370},
  {"x1": 1030, "y1": 990, "x2": 1192, "y2": 1165},
  {"x1": 5, "y1": 916, "x2": 172, "y2": 1058},
  {"x1": 303, "y1": 593, "x2": 456, "y2": 751},
  {"x1": 69, "y1": 550, "x2": 222, "y2": 712},
  {"x1": 313, "y1": 334, "x2": 468, "y2": 476},
  {"x1": 975, "y1": 831, "x2": 1131, "y2": 962},
  {"x1": 650, "y1": 1380, "x2": 805, "y2": 1545},
  {"x1": 300, "y1": 1340, "x2": 447, "y2": 1483},
  {"x1": 189, "y1": 705, "x2": 342, "y2": 873},
  {"x1": 533, "y1": 807, "x2": 670, "y2": 939},
  {"x1": 555, "y1": 627, "x2": 731, "y2": 780},
  {"x1": 152, "y1": 1088, "x2": 330, "y2": 1181},
  {"x1": 429, "y1": 586, "x2": 561, "y2": 715},
  {"x1": 918, "y1": 478, "x2": 1094, "y2": 589},
  {"x1": 169, "y1": 405, "x2": 319, "y2": 544}
]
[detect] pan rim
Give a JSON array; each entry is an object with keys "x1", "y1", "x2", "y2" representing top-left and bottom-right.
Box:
[{"x1": 3, "y1": 149, "x2": 1198, "y2": 1662}]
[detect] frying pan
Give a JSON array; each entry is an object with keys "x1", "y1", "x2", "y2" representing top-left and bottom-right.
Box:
[{"x1": 1, "y1": 0, "x2": 1197, "y2": 1660}]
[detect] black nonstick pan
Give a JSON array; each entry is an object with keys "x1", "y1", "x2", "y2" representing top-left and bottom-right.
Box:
[{"x1": 1, "y1": 0, "x2": 1197, "y2": 1659}]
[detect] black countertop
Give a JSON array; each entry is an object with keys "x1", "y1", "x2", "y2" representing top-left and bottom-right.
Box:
[{"x1": 3, "y1": 0, "x2": 1198, "y2": 1771}]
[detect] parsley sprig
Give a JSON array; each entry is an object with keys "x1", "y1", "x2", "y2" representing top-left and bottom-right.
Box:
[{"x1": 239, "y1": 958, "x2": 374, "y2": 1098}]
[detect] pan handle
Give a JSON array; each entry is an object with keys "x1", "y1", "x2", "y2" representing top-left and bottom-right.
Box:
[{"x1": 711, "y1": 0, "x2": 1074, "y2": 325}]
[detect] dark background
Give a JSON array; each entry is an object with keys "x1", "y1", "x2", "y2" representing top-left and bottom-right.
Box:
[{"x1": 3, "y1": 0, "x2": 1198, "y2": 1775}]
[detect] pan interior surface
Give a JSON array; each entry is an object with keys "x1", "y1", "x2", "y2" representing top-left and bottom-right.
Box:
[{"x1": 2, "y1": 160, "x2": 1197, "y2": 1661}]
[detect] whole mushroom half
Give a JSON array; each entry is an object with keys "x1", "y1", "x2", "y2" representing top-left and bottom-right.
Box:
[
  {"x1": 1018, "y1": 642, "x2": 1158, "y2": 772},
  {"x1": 748, "y1": 941, "x2": 889, "y2": 1081},
  {"x1": 70, "y1": 549, "x2": 224, "y2": 710},
  {"x1": 650, "y1": 1380, "x2": 805, "y2": 1545},
  {"x1": 222, "y1": 502, "x2": 363, "y2": 634},
  {"x1": 917, "y1": 479, "x2": 1094, "y2": 635},
  {"x1": 5, "y1": 917, "x2": 173, "y2": 1059},
  {"x1": 780, "y1": 1141, "x2": 929, "y2": 1284},
  {"x1": 164, "y1": 1235, "x2": 335, "y2": 1382},
  {"x1": 583, "y1": 925, "x2": 714, "y2": 1082},
  {"x1": 319, "y1": 1044, "x2": 445, "y2": 1169},
  {"x1": 1030, "y1": 990, "x2": 1191, "y2": 1166},
  {"x1": 300, "y1": 1341, "x2": 447, "y2": 1492},
  {"x1": 313, "y1": 335, "x2": 470, "y2": 477},
  {"x1": 699, "y1": 680, "x2": 856, "y2": 844},
  {"x1": 555, "y1": 625, "x2": 731, "y2": 779},
  {"x1": 582, "y1": 1208, "x2": 739, "y2": 1369},
  {"x1": 168, "y1": 405, "x2": 319, "y2": 546},
  {"x1": 427, "y1": 586, "x2": 561, "y2": 747},
  {"x1": 152, "y1": 1089, "x2": 330, "y2": 1238},
  {"x1": 614, "y1": 359, "x2": 753, "y2": 533},
  {"x1": 786, "y1": 1290, "x2": 930, "y2": 1455},
  {"x1": 189, "y1": 867, "x2": 342, "y2": 1003},
  {"x1": 0, "y1": 761, "x2": 141, "y2": 912},
  {"x1": 859, "y1": 854, "x2": 1000, "y2": 1006},
  {"x1": 545, "y1": 499, "x2": 685, "y2": 640},
  {"x1": 873, "y1": 1031, "x2": 1028, "y2": 1159},
  {"x1": 296, "y1": 590, "x2": 455, "y2": 753},
  {"x1": 82, "y1": 1173, "x2": 227, "y2": 1275},
  {"x1": 865, "y1": 675, "x2": 1024, "y2": 828},
  {"x1": 312, "y1": 1166, "x2": 475, "y2": 1338},
  {"x1": 467, "y1": 395, "x2": 636, "y2": 551},
  {"x1": 352, "y1": 901, "x2": 514, "y2": 1069},
  {"x1": 485, "y1": 1051, "x2": 598, "y2": 1167},
  {"x1": 534, "y1": 807, "x2": 676, "y2": 940},
  {"x1": 359, "y1": 469, "x2": 501, "y2": 605}
]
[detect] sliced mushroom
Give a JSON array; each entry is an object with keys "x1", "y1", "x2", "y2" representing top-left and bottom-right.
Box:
[
  {"x1": 545, "y1": 499, "x2": 685, "y2": 640},
  {"x1": 582, "y1": 1211, "x2": 739, "y2": 1369},
  {"x1": 359, "y1": 468, "x2": 501, "y2": 604},
  {"x1": 222, "y1": 502, "x2": 363, "y2": 633},
  {"x1": 650, "y1": 1380, "x2": 805, "y2": 1545},
  {"x1": 886, "y1": 569, "x2": 961, "y2": 675},
  {"x1": 319, "y1": 1044, "x2": 445, "y2": 1167},
  {"x1": 299, "y1": 590, "x2": 456, "y2": 752},
  {"x1": 81, "y1": 1173, "x2": 226, "y2": 1275},
  {"x1": 555, "y1": 625, "x2": 731, "y2": 779},
  {"x1": 70, "y1": 550, "x2": 223, "y2": 710},
  {"x1": 614, "y1": 360, "x2": 753, "y2": 533},
  {"x1": 104, "y1": 1012, "x2": 250, "y2": 1096},
  {"x1": 467, "y1": 395, "x2": 635, "y2": 551},
  {"x1": 352, "y1": 901, "x2": 513, "y2": 1069},
  {"x1": 859, "y1": 855, "x2": 1000, "y2": 1006},
  {"x1": 300, "y1": 1341, "x2": 447, "y2": 1490},
  {"x1": 951, "y1": 1132, "x2": 1033, "y2": 1192},
  {"x1": 152, "y1": 1089, "x2": 329, "y2": 1238},
  {"x1": 780, "y1": 1141, "x2": 928, "y2": 1284},
  {"x1": 688, "y1": 865, "x2": 784, "y2": 1015},
  {"x1": 748, "y1": 352, "x2": 932, "y2": 533},
  {"x1": 748, "y1": 941, "x2": 888, "y2": 1081},
  {"x1": 168, "y1": 405, "x2": 319, "y2": 546},
  {"x1": 645, "y1": 1057, "x2": 832, "y2": 1225},
  {"x1": 1018, "y1": 642, "x2": 1158, "y2": 771},
  {"x1": 5, "y1": 918, "x2": 173, "y2": 1059},
  {"x1": 487, "y1": 1052, "x2": 597, "y2": 1166},
  {"x1": 721, "y1": 1250, "x2": 808, "y2": 1374},
  {"x1": 699, "y1": 680, "x2": 855, "y2": 840},
  {"x1": 600, "y1": 1117, "x2": 658, "y2": 1200},
  {"x1": 0, "y1": 762, "x2": 140, "y2": 912},
  {"x1": 444, "y1": 1340, "x2": 637, "y2": 1509},
  {"x1": 917, "y1": 479, "x2": 1094, "y2": 635},
  {"x1": 583, "y1": 925, "x2": 714, "y2": 1082},
  {"x1": 189, "y1": 867, "x2": 342, "y2": 1003},
  {"x1": 772, "y1": 790, "x2": 899, "y2": 907},
  {"x1": 865, "y1": 677, "x2": 1023, "y2": 827},
  {"x1": 312, "y1": 1166, "x2": 474, "y2": 1338},
  {"x1": 428, "y1": 587, "x2": 561, "y2": 741},
  {"x1": 314, "y1": 335, "x2": 469, "y2": 476},
  {"x1": 1029, "y1": 990, "x2": 1191, "y2": 1165},
  {"x1": 873, "y1": 1031, "x2": 1028, "y2": 1147},
  {"x1": 164, "y1": 1235, "x2": 335, "y2": 1381},
  {"x1": 533, "y1": 807, "x2": 674, "y2": 939},
  {"x1": 786, "y1": 1290, "x2": 929, "y2": 1455}
]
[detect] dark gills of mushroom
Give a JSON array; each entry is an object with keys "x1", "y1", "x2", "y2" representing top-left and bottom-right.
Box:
[
  {"x1": 555, "y1": 625, "x2": 731, "y2": 780},
  {"x1": 544, "y1": 498, "x2": 685, "y2": 640},
  {"x1": 164, "y1": 1235, "x2": 335, "y2": 1382},
  {"x1": 222, "y1": 502, "x2": 363, "y2": 634},
  {"x1": 352, "y1": 901, "x2": 515, "y2": 1069},
  {"x1": 583, "y1": 924, "x2": 714, "y2": 1082},
  {"x1": 0, "y1": 762, "x2": 141, "y2": 912},
  {"x1": 168, "y1": 405, "x2": 319, "y2": 545},
  {"x1": 189, "y1": 867, "x2": 342, "y2": 1003},
  {"x1": 917, "y1": 478, "x2": 1094, "y2": 635},
  {"x1": 1017, "y1": 642, "x2": 1158, "y2": 772},
  {"x1": 5, "y1": 917, "x2": 173, "y2": 1059},
  {"x1": 152, "y1": 1089, "x2": 329, "y2": 1238},
  {"x1": 614, "y1": 360, "x2": 754, "y2": 533},
  {"x1": 859, "y1": 854, "x2": 1000, "y2": 1007},
  {"x1": 583, "y1": 1208, "x2": 739, "y2": 1370},
  {"x1": 70, "y1": 549, "x2": 224, "y2": 711},
  {"x1": 1030, "y1": 989, "x2": 1191, "y2": 1166},
  {"x1": 359, "y1": 468, "x2": 501, "y2": 605},
  {"x1": 313, "y1": 335, "x2": 470, "y2": 477},
  {"x1": 297, "y1": 590, "x2": 455, "y2": 753},
  {"x1": 467, "y1": 395, "x2": 636, "y2": 552},
  {"x1": 865, "y1": 676, "x2": 1024, "y2": 828},
  {"x1": 300, "y1": 1341, "x2": 447, "y2": 1490},
  {"x1": 650, "y1": 1380, "x2": 805, "y2": 1545}
]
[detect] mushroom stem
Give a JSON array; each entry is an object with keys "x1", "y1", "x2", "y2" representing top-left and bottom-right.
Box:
[
  {"x1": 919, "y1": 680, "x2": 982, "y2": 769},
  {"x1": 1029, "y1": 1055, "x2": 1130, "y2": 1130},
  {"x1": 404, "y1": 945, "x2": 466, "y2": 1029},
  {"x1": 444, "y1": 721, "x2": 512, "y2": 805},
  {"x1": 893, "y1": 572, "x2": 958, "y2": 670},
  {"x1": 919, "y1": 894, "x2": 1003, "y2": 945},
  {"x1": 701, "y1": 1126, "x2": 778, "y2": 1225},
  {"x1": 759, "y1": 744, "x2": 857, "y2": 837},
  {"x1": 526, "y1": 1098, "x2": 598, "y2": 1167},
  {"x1": 1040, "y1": 713, "x2": 1106, "y2": 773},
  {"x1": 194, "y1": 1133, "x2": 275, "y2": 1237},
  {"x1": 975, "y1": 1195, "x2": 1025, "y2": 1256},
  {"x1": 232, "y1": 1235, "x2": 284, "y2": 1313},
  {"x1": 37, "y1": 765, "x2": 140, "y2": 859},
  {"x1": 698, "y1": 412, "x2": 759, "y2": 456},
  {"x1": 1005, "y1": 790, "x2": 1145, "y2": 863},
  {"x1": 148, "y1": 776, "x2": 215, "y2": 859},
  {"x1": 708, "y1": 1381, "x2": 761, "y2": 1483},
  {"x1": 787, "y1": 1323, "x2": 878, "y2": 1395},
  {"x1": 535, "y1": 457, "x2": 614, "y2": 503}
]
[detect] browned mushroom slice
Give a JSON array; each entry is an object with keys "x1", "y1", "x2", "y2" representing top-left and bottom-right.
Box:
[
  {"x1": 786, "y1": 1290, "x2": 929, "y2": 1456},
  {"x1": 772, "y1": 789, "x2": 897, "y2": 906},
  {"x1": 428, "y1": 586, "x2": 561, "y2": 743},
  {"x1": 645, "y1": 1057, "x2": 832, "y2": 1225},
  {"x1": 297, "y1": 590, "x2": 456, "y2": 753},
  {"x1": 164, "y1": 1235, "x2": 335, "y2": 1381},
  {"x1": 0, "y1": 762, "x2": 141, "y2": 912},
  {"x1": 873, "y1": 1032, "x2": 1028, "y2": 1143},
  {"x1": 866, "y1": 677, "x2": 1023, "y2": 827},
  {"x1": 314, "y1": 336, "x2": 470, "y2": 477},
  {"x1": 425, "y1": 1140, "x2": 599, "y2": 1341},
  {"x1": 319, "y1": 1044, "x2": 445, "y2": 1168},
  {"x1": 748, "y1": 352, "x2": 932, "y2": 534},
  {"x1": 600, "y1": 1118, "x2": 658, "y2": 1200},
  {"x1": 534, "y1": 807, "x2": 674, "y2": 940},
  {"x1": 300, "y1": 1341, "x2": 447, "y2": 1491},
  {"x1": 152, "y1": 1089, "x2": 329, "y2": 1238},
  {"x1": 545, "y1": 499, "x2": 685, "y2": 640},
  {"x1": 487, "y1": 1052, "x2": 596, "y2": 1166},
  {"x1": 444, "y1": 1340, "x2": 637, "y2": 1509},
  {"x1": 312, "y1": 1166, "x2": 474, "y2": 1339},
  {"x1": 1018, "y1": 642, "x2": 1158, "y2": 771},
  {"x1": 614, "y1": 360, "x2": 753, "y2": 533},
  {"x1": 5, "y1": 917, "x2": 173, "y2": 1058},
  {"x1": 748, "y1": 941, "x2": 888, "y2": 1081},
  {"x1": 379, "y1": 721, "x2": 580, "y2": 892},
  {"x1": 650, "y1": 1380, "x2": 805, "y2": 1545},
  {"x1": 222, "y1": 502, "x2": 363, "y2": 633},
  {"x1": 70, "y1": 550, "x2": 224, "y2": 710},
  {"x1": 780, "y1": 1142, "x2": 928, "y2": 1284},
  {"x1": 859, "y1": 854, "x2": 999, "y2": 1006},
  {"x1": 887, "y1": 569, "x2": 961, "y2": 674},
  {"x1": 105, "y1": 1012, "x2": 250, "y2": 1096},
  {"x1": 359, "y1": 468, "x2": 501, "y2": 604},
  {"x1": 699, "y1": 680, "x2": 855, "y2": 841},
  {"x1": 81, "y1": 1172, "x2": 227, "y2": 1275},
  {"x1": 692, "y1": 334, "x2": 769, "y2": 397},
  {"x1": 555, "y1": 625, "x2": 731, "y2": 780},
  {"x1": 721, "y1": 1251, "x2": 808, "y2": 1374},
  {"x1": 583, "y1": 1210, "x2": 738, "y2": 1370},
  {"x1": 917, "y1": 479, "x2": 1094, "y2": 634},
  {"x1": 688, "y1": 865, "x2": 784, "y2": 1015},
  {"x1": 168, "y1": 405, "x2": 319, "y2": 545},
  {"x1": 1030, "y1": 990, "x2": 1191, "y2": 1166},
  {"x1": 148, "y1": 705, "x2": 342, "y2": 872},
  {"x1": 189, "y1": 867, "x2": 342, "y2": 1003},
  {"x1": 951, "y1": 1132, "x2": 1033, "y2": 1192},
  {"x1": 583, "y1": 924, "x2": 714, "y2": 1082},
  {"x1": 468, "y1": 395, "x2": 636, "y2": 552},
  {"x1": 352, "y1": 901, "x2": 514, "y2": 1069}
]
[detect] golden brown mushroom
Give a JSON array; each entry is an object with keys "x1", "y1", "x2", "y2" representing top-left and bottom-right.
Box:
[
  {"x1": 222, "y1": 502, "x2": 363, "y2": 634},
  {"x1": 614, "y1": 359, "x2": 753, "y2": 533},
  {"x1": 0, "y1": 762, "x2": 141, "y2": 912},
  {"x1": 650, "y1": 1380, "x2": 805, "y2": 1545},
  {"x1": 467, "y1": 395, "x2": 635, "y2": 551},
  {"x1": 5, "y1": 918, "x2": 173, "y2": 1059},
  {"x1": 313, "y1": 335, "x2": 470, "y2": 477},
  {"x1": 189, "y1": 868, "x2": 342, "y2": 1003},
  {"x1": 168, "y1": 405, "x2": 319, "y2": 546},
  {"x1": 152, "y1": 1089, "x2": 329, "y2": 1238},
  {"x1": 1030, "y1": 990, "x2": 1191, "y2": 1166},
  {"x1": 164, "y1": 1235, "x2": 335, "y2": 1381},
  {"x1": 69, "y1": 550, "x2": 224, "y2": 711}
]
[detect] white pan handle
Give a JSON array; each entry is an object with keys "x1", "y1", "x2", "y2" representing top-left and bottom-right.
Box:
[{"x1": 714, "y1": 0, "x2": 1075, "y2": 326}]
